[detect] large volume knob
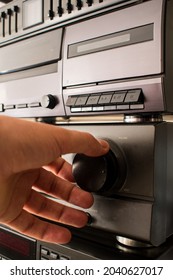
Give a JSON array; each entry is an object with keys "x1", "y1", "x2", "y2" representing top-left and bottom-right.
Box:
[{"x1": 72, "y1": 141, "x2": 126, "y2": 196}]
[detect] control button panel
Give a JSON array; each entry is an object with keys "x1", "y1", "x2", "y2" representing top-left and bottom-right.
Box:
[
  {"x1": 0, "y1": 0, "x2": 131, "y2": 44},
  {"x1": 40, "y1": 246, "x2": 70, "y2": 260},
  {"x1": 0, "y1": 95, "x2": 58, "y2": 113},
  {"x1": 66, "y1": 89, "x2": 144, "y2": 113},
  {"x1": 0, "y1": 4, "x2": 20, "y2": 39}
]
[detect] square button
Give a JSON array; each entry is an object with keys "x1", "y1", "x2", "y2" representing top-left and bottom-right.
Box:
[
  {"x1": 66, "y1": 96, "x2": 78, "y2": 107},
  {"x1": 75, "y1": 96, "x2": 88, "y2": 106},
  {"x1": 98, "y1": 94, "x2": 113, "y2": 104},
  {"x1": 124, "y1": 89, "x2": 143, "y2": 103},
  {"x1": 111, "y1": 91, "x2": 126, "y2": 103},
  {"x1": 87, "y1": 95, "x2": 100, "y2": 105}
]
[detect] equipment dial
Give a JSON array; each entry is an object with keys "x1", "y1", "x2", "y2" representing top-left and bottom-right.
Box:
[
  {"x1": 72, "y1": 140, "x2": 127, "y2": 196},
  {"x1": 41, "y1": 94, "x2": 57, "y2": 109}
]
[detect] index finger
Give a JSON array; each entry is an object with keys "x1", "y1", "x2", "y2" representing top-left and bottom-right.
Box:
[{"x1": 0, "y1": 116, "x2": 109, "y2": 175}]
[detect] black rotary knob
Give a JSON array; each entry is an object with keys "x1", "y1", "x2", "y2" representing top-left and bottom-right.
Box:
[
  {"x1": 72, "y1": 141, "x2": 126, "y2": 196},
  {"x1": 41, "y1": 94, "x2": 58, "y2": 109}
]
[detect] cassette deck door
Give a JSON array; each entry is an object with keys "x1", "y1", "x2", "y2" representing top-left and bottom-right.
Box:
[{"x1": 63, "y1": 0, "x2": 163, "y2": 87}]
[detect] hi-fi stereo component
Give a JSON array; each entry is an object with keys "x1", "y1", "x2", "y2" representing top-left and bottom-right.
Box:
[{"x1": 1, "y1": 0, "x2": 173, "y2": 259}]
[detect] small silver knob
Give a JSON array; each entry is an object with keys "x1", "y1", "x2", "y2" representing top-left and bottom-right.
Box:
[{"x1": 41, "y1": 94, "x2": 58, "y2": 109}]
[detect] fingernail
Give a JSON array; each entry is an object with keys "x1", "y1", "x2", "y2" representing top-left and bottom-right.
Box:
[{"x1": 99, "y1": 139, "x2": 109, "y2": 150}]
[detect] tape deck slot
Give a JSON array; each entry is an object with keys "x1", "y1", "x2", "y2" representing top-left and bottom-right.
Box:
[{"x1": 0, "y1": 28, "x2": 63, "y2": 75}]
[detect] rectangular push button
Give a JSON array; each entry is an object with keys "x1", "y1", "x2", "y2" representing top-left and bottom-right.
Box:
[
  {"x1": 93, "y1": 106, "x2": 104, "y2": 111},
  {"x1": 71, "y1": 107, "x2": 82, "y2": 112},
  {"x1": 0, "y1": 104, "x2": 4, "y2": 112},
  {"x1": 81, "y1": 107, "x2": 92, "y2": 112},
  {"x1": 50, "y1": 252, "x2": 59, "y2": 260},
  {"x1": 4, "y1": 105, "x2": 15, "y2": 110},
  {"x1": 16, "y1": 104, "x2": 27, "y2": 109},
  {"x1": 41, "y1": 248, "x2": 49, "y2": 256},
  {"x1": 117, "y1": 104, "x2": 129, "y2": 110},
  {"x1": 60, "y1": 255, "x2": 70, "y2": 260},
  {"x1": 104, "y1": 105, "x2": 116, "y2": 111},
  {"x1": 130, "y1": 104, "x2": 144, "y2": 109},
  {"x1": 28, "y1": 102, "x2": 41, "y2": 108}
]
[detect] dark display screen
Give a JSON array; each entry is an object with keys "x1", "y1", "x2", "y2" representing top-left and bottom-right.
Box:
[{"x1": 0, "y1": 227, "x2": 36, "y2": 259}]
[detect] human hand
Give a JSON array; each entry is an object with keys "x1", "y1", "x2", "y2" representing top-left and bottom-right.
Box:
[{"x1": 0, "y1": 116, "x2": 109, "y2": 244}]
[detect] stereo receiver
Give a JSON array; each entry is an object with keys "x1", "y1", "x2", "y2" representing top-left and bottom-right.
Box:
[{"x1": 0, "y1": 0, "x2": 173, "y2": 118}]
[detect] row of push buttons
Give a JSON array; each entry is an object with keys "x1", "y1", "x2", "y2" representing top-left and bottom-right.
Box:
[
  {"x1": 66, "y1": 89, "x2": 144, "y2": 113},
  {"x1": 41, "y1": 246, "x2": 70, "y2": 260},
  {"x1": 0, "y1": 95, "x2": 57, "y2": 112},
  {"x1": 0, "y1": 102, "x2": 41, "y2": 112}
]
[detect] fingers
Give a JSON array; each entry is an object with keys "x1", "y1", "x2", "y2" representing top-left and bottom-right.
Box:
[
  {"x1": 0, "y1": 116, "x2": 109, "y2": 176},
  {"x1": 7, "y1": 209, "x2": 72, "y2": 244},
  {"x1": 44, "y1": 157, "x2": 74, "y2": 182},
  {"x1": 23, "y1": 189, "x2": 89, "y2": 228},
  {"x1": 1, "y1": 166, "x2": 92, "y2": 244},
  {"x1": 33, "y1": 168, "x2": 94, "y2": 209},
  {"x1": 57, "y1": 129, "x2": 109, "y2": 157},
  {"x1": 0, "y1": 116, "x2": 103, "y2": 245}
]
